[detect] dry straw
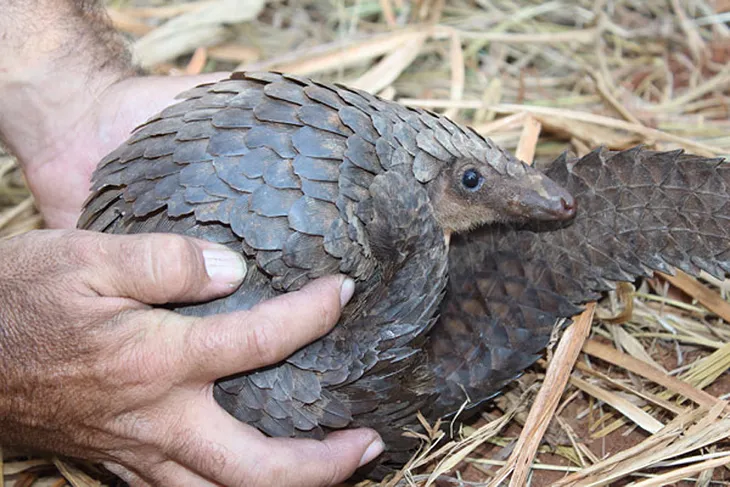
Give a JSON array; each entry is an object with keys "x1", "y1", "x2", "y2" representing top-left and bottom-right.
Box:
[{"x1": 2, "y1": 0, "x2": 730, "y2": 486}]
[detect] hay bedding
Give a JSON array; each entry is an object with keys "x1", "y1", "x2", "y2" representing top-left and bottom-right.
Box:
[{"x1": 2, "y1": 0, "x2": 730, "y2": 485}]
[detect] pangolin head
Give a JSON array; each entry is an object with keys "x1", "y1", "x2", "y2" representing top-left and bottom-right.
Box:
[{"x1": 414, "y1": 126, "x2": 576, "y2": 234}]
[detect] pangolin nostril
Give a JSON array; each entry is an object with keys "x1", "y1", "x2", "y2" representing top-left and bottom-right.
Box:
[{"x1": 561, "y1": 196, "x2": 576, "y2": 216}]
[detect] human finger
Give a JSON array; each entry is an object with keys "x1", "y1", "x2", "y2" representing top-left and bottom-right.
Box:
[
  {"x1": 72, "y1": 231, "x2": 246, "y2": 304},
  {"x1": 164, "y1": 393, "x2": 381, "y2": 487},
  {"x1": 243, "y1": 429, "x2": 383, "y2": 487},
  {"x1": 164, "y1": 274, "x2": 354, "y2": 380},
  {"x1": 105, "y1": 459, "x2": 218, "y2": 487}
]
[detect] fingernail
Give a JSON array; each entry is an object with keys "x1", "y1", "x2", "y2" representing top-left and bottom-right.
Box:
[
  {"x1": 203, "y1": 248, "x2": 246, "y2": 285},
  {"x1": 358, "y1": 438, "x2": 384, "y2": 467},
  {"x1": 340, "y1": 278, "x2": 355, "y2": 307}
]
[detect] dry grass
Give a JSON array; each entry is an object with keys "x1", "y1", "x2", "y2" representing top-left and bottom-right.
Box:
[{"x1": 2, "y1": 0, "x2": 730, "y2": 486}]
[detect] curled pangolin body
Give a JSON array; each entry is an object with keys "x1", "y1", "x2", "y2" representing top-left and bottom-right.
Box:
[{"x1": 79, "y1": 72, "x2": 730, "y2": 477}]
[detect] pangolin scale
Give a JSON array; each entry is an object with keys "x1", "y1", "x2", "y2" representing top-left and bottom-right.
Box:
[{"x1": 78, "y1": 72, "x2": 730, "y2": 478}]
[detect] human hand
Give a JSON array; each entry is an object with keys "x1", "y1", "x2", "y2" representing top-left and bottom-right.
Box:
[
  {"x1": 0, "y1": 230, "x2": 382, "y2": 486},
  {"x1": 5, "y1": 73, "x2": 227, "y2": 229}
]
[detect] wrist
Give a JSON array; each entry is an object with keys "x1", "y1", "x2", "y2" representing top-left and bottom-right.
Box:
[{"x1": 0, "y1": 71, "x2": 129, "y2": 166}]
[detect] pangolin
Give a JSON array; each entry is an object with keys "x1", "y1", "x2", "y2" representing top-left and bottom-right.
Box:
[{"x1": 78, "y1": 71, "x2": 730, "y2": 477}]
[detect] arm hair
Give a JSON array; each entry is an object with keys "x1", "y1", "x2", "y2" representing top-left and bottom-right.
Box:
[{"x1": 1, "y1": 0, "x2": 136, "y2": 81}]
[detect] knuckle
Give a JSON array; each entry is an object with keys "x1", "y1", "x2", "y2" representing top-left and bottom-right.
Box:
[
  {"x1": 183, "y1": 318, "x2": 224, "y2": 369},
  {"x1": 258, "y1": 456, "x2": 287, "y2": 487},
  {"x1": 125, "y1": 234, "x2": 200, "y2": 299},
  {"x1": 222, "y1": 459, "x2": 252, "y2": 486},
  {"x1": 270, "y1": 295, "x2": 298, "y2": 322},
  {"x1": 155, "y1": 235, "x2": 202, "y2": 295},
  {"x1": 153, "y1": 410, "x2": 191, "y2": 454},
  {"x1": 145, "y1": 310, "x2": 194, "y2": 379},
  {"x1": 115, "y1": 235, "x2": 152, "y2": 276},
  {"x1": 301, "y1": 280, "x2": 340, "y2": 328},
  {"x1": 59, "y1": 230, "x2": 104, "y2": 269},
  {"x1": 314, "y1": 296, "x2": 336, "y2": 332},
  {"x1": 150, "y1": 460, "x2": 187, "y2": 487},
  {"x1": 200, "y1": 441, "x2": 229, "y2": 479},
  {"x1": 101, "y1": 333, "x2": 156, "y2": 385},
  {"x1": 178, "y1": 434, "x2": 228, "y2": 479},
  {"x1": 318, "y1": 443, "x2": 342, "y2": 487},
  {"x1": 155, "y1": 233, "x2": 196, "y2": 263},
  {"x1": 262, "y1": 442, "x2": 340, "y2": 487},
  {"x1": 98, "y1": 309, "x2": 181, "y2": 385},
  {"x1": 110, "y1": 412, "x2": 160, "y2": 446},
  {"x1": 246, "y1": 319, "x2": 280, "y2": 366},
  {"x1": 297, "y1": 286, "x2": 337, "y2": 336},
  {"x1": 245, "y1": 462, "x2": 268, "y2": 487},
  {"x1": 158, "y1": 413, "x2": 230, "y2": 480}
]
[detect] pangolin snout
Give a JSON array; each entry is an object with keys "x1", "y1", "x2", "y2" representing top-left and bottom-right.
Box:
[
  {"x1": 528, "y1": 189, "x2": 577, "y2": 221},
  {"x1": 508, "y1": 168, "x2": 577, "y2": 222}
]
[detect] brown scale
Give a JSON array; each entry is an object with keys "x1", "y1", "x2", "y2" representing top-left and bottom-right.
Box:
[{"x1": 78, "y1": 72, "x2": 730, "y2": 479}]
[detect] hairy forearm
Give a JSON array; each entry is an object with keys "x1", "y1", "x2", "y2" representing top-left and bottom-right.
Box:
[
  {"x1": 0, "y1": 0, "x2": 135, "y2": 164},
  {"x1": 0, "y1": 1, "x2": 132, "y2": 77}
]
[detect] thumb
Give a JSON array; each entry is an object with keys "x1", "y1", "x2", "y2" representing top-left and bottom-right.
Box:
[{"x1": 77, "y1": 231, "x2": 246, "y2": 304}]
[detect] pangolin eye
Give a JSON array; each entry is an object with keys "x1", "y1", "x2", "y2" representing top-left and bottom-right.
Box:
[{"x1": 461, "y1": 169, "x2": 482, "y2": 190}]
